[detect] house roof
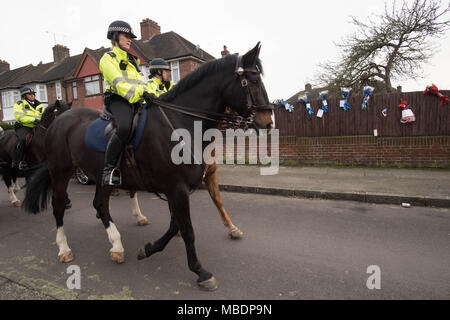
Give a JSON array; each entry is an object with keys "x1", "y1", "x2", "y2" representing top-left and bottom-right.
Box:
[
  {"x1": 133, "y1": 31, "x2": 215, "y2": 62},
  {"x1": 40, "y1": 54, "x2": 83, "y2": 82},
  {"x1": 0, "y1": 65, "x2": 34, "y2": 90},
  {"x1": 0, "y1": 54, "x2": 84, "y2": 90},
  {"x1": 286, "y1": 86, "x2": 328, "y2": 104}
]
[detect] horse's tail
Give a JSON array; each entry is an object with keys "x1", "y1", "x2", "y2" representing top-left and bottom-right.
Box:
[{"x1": 23, "y1": 162, "x2": 52, "y2": 214}]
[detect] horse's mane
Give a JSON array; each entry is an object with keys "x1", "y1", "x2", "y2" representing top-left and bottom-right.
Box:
[
  {"x1": 160, "y1": 54, "x2": 263, "y2": 102},
  {"x1": 41, "y1": 101, "x2": 70, "y2": 121}
]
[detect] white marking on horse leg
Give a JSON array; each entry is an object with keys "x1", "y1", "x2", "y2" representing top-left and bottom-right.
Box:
[
  {"x1": 13, "y1": 181, "x2": 21, "y2": 192},
  {"x1": 106, "y1": 222, "x2": 124, "y2": 253},
  {"x1": 56, "y1": 227, "x2": 71, "y2": 256},
  {"x1": 9, "y1": 186, "x2": 20, "y2": 206},
  {"x1": 130, "y1": 192, "x2": 149, "y2": 224}
]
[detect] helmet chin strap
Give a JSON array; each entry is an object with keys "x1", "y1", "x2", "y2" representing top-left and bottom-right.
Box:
[{"x1": 113, "y1": 33, "x2": 128, "y2": 52}]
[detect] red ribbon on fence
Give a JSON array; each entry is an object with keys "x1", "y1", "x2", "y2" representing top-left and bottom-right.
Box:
[{"x1": 424, "y1": 84, "x2": 449, "y2": 105}]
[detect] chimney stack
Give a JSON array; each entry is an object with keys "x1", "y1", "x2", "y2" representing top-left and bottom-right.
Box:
[
  {"x1": 53, "y1": 44, "x2": 70, "y2": 63},
  {"x1": 397, "y1": 85, "x2": 402, "y2": 93},
  {"x1": 0, "y1": 60, "x2": 10, "y2": 73},
  {"x1": 305, "y1": 83, "x2": 312, "y2": 92},
  {"x1": 140, "y1": 18, "x2": 161, "y2": 41},
  {"x1": 221, "y1": 45, "x2": 230, "y2": 57}
]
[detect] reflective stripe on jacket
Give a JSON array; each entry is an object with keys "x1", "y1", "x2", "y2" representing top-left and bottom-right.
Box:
[
  {"x1": 99, "y1": 46, "x2": 159, "y2": 103},
  {"x1": 148, "y1": 77, "x2": 173, "y2": 95},
  {"x1": 13, "y1": 99, "x2": 44, "y2": 128}
]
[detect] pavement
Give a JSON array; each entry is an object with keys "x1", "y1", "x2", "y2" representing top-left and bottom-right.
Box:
[{"x1": 210, "y1": 165, "x2": 450, "y2": 208}]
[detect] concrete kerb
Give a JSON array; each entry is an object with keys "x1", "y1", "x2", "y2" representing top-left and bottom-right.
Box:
[{"x1": 200, "y1": 184, "x2": 450, "y2": 209}]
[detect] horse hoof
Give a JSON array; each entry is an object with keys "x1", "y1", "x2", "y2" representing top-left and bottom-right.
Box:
[
  {"x1": 229, "y1": 228, "x2": 243, "y2": 239},
  {"x1": 137, "y1": 247, "x2": 147, "y2": 260},
  {"x1": 110, "y1": 252, "x2": 125, "y2": 264},
  {"x1": 137, "y1": 218, "x2": 150, "y2": 226},
  {"x1": 58, "y1": 251, "x2": 74, "y2": 263},
  {"x1": 198, "y1": 276, "x2": 219, "y2": 292},
  {"x1": 13, "y1": 200, "x2": 21, "y2": 207}
]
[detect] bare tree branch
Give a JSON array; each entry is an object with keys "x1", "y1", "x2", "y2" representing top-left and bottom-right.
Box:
[{"x1": 315, "y1": 0, "x2": 450, "y2": 94}]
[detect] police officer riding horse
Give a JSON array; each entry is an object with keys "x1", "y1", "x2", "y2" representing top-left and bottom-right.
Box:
[
  {"x1": 100, "y1": 20, "x2": 160, "y2": 186},
  {"x1": 12, "y1": 87, "x2": 44, "y2": 171}
]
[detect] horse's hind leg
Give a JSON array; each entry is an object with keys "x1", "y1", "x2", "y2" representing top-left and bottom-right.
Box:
[
  {"x1": 51, "y1": 170, "x2": 75, "y2": 263},
  {"x1": 93, "y1": 184, "x2": 125, "y2": 263},
  {"x1": 204, "y1": 163, "x2": 242, "y2": 239},
  {"x1": 129, "y1": 191, "x2": 150, "y2": 226}
]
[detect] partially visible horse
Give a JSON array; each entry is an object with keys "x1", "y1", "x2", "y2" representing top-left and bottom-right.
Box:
[
  {"x1": 0, "y1": 100, "x2": 71, "y2": 206},
  {"x1": 23, "y1": 43, "x2": 273, "y2": 291}
]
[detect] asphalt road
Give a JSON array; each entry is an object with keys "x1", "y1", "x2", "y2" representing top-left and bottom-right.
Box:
[{"x1": 0, "y1": 179, "x2": 449, "y2": 300}]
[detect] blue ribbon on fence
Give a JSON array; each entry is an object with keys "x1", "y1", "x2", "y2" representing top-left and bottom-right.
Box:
[
  {"x1": 319, "y1": 90, "x2": 329, "y2": 113},
  {"x1": 362, "y1": 86, "x2": 374, "y2": 110},
  {"x1": 274, "y1": 99, "x2": 294, "y2": 112},
  {"x1": 341, "y1": 87, "x2": 352, "y2": 111},
  {"x1": 299, "y1": 95, "x2": 314, "y2": 116}
]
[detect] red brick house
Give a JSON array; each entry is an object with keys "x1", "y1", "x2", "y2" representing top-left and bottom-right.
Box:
[{"x1": 0, "y1": 18, "x2": 215, "y2": 121}]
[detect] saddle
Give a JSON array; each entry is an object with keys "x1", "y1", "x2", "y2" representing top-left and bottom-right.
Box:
[{"x1": 85, "y1": 105, "x2": 148, "y2": 153}]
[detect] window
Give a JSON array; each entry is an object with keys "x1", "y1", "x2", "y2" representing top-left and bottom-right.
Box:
[
  {"x1": 72, "y1": 82, "x2": 78, "y2": 100},
  {"x1": 171, "y1": 61, "x2": 180, "y2": 84},
  {"x1": 38, "y1": 84, "x2": 47, "y2": 102},
  {"x1": 1, "y1": 90, "x2": 20, "y2": 122},
  {"x1": 56, "y1": 81, "x2": 62, "y2": 100},
  {"x1": 84, "y1": 75, "x2": 101, "y2": 96}
]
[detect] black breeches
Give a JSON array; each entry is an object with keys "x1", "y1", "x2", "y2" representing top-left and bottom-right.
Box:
[
  {"x1": 107, "y1": 95, "x2": 135, "y2": 144},
  {"x1": 15, "y1": 126, "x2": 32, "y2": 143},
  {"x1": 14, "y1": 126, "x2": 32, "y2": 161}
]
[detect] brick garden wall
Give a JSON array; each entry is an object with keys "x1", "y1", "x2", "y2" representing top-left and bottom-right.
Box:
[{"x1": 219, "y1": 135, "x2": 450, "y2": 168}]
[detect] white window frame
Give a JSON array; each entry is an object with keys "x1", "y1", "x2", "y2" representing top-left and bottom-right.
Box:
[
  {"x1": 84, "y1": 75, "x2": 101, "y2": 96},
  {"x1": 56, "y1": 81, "x2": 62, "y2": 100},
  {"x1": 170, "y1": 61, "x2": 180, "y2": 84},
  {"x1": 72, "y1": 81, "x2": 78, "y2": 100}
]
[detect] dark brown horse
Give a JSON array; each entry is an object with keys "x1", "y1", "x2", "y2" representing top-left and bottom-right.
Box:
[
  {"x1": 0, "y1": 100, "x2": 71, "y2": 206},
  {"x1": 23, "y1": 43, "x2": 273, "y2": 291}
]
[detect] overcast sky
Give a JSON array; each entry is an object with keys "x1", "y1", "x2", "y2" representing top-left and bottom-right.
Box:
[{"x1": 1, "y1": 0, "x2": 449, "y2": 100}]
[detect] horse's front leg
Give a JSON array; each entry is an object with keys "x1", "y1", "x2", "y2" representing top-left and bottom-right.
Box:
[
  {"x1": 128, "y1": 191, "x2": 150, "y2": 226},
  {"x1": 4, "y1": 171, "x2": 20, "y2": 207},
  {"x1": 204, "y1": 163, "x2": 242, "y2": 239},
  {"x1": 169, "y1": 186, "x2": 218, "y2": 291},
  {"x1": 94, "y1": 184, "x2": 125, "y2": 263}
]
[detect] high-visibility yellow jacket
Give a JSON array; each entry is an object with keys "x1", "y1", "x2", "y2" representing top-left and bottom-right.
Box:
[
  {"x1": 148, "y1": 77, "x2": 173, "y2": 95},
  {"x1": 99, "y1": 46, "x2": 159, "y2": 104},
  {"x1": 13, "y1": 99, "x2": 44, "y2": 128}
]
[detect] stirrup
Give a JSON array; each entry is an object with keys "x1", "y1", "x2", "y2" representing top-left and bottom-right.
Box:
[
  {"x1": 104, "y1": 167, "x2": 122, "y2": 186},
  {"x1": 18, "y1": 161, "x2": 28, "y2": 171}
]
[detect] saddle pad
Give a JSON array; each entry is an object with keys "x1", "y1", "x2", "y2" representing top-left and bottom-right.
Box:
[{"x1": 85, "y1": 107, "x2": 148, "y2": 153}]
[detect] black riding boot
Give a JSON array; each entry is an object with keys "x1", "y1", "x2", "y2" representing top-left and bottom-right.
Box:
[
  {"x1": 12, "y1": 140, "x2": 27, "y2": 170},
  {"x1": 102, "y1": 134, "x2": 124, "y2": 186}
]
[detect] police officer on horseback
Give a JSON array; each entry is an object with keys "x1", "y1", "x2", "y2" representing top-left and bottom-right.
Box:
[
  {"x1": 100, "y1": 20, "x2": 159, "y2": 186},
  {"x1": 12, "y1": 87, "x2": 44, "y2": 170},
  {"x1": 148, "y1": 58, "x2": 173, "y2": 95}
]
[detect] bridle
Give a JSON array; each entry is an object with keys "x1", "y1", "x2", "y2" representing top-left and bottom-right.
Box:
[{"x1": 150, "y1": 55, "x2": 274, "y2": 130}]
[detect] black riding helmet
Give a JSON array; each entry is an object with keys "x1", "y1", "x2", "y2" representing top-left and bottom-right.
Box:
[
  {"x1": 149, "y1": 58, "x2": 171, "y2": 76},
  {"x1": 107, "y1": 20, "x2": 137, "y2": 40},
  {"x1": 20, "y1": 87, "x2": 36, "y2": 97}
]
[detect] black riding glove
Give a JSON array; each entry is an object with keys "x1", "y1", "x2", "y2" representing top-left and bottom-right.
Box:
[
  {"x1": 33, "y1": 119, "x2": 40, "y2": 126},
  {"x1": 143, "y1": 92, "x2": 158, "y2": 103}
]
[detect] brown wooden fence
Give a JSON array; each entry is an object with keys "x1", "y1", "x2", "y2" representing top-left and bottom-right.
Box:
[{"x1": 274, "y1": 90, "x2": 450, "y2": 137}]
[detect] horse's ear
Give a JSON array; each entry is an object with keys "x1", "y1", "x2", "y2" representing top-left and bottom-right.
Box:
[
  {"x1": 242, "y1": 42, "x2": 261, "y2": 67},
  {"x1": 54, "y1": 100, "x2": 61, "y2": 108}
]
